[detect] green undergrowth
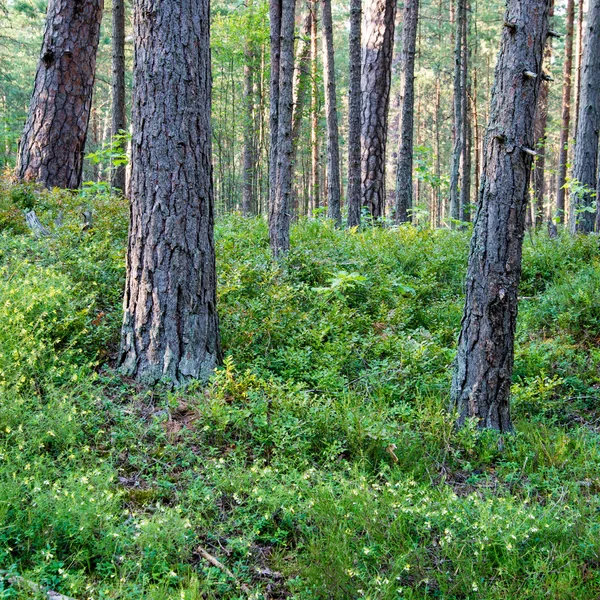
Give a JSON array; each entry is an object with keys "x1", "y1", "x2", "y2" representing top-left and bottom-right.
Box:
[{"x1": 0, "y1": 187, "x2": 599, "y2": 598}]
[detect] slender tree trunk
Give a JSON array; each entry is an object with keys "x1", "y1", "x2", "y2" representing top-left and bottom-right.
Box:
[
  {"x1": 532, "y1": 0, "x2": 554, "y2": 228},
  {"x1": 321, "y1": 0, "x2": 341, "y2": 224},
  {"x1": 120, "y1": 0, "x2": 221, "y2": 385},
  {"x1": 434, "y1": 77, "x2": 441, "y2": 227},
  {"x1": 556, "y1": 0, "x2": 575, "y2": 224},
  {"x1": 242, "y1": 12, "x2": 256, "y2": 216},
  {"x1": 395, "y1": 0, "x2": 419, "y2": 224},
  {"x1": 361, "y1": 0, "x2": 397, "y2": 219},
  {"x1": 310, "y1": 0, "x2": 320, "y2": 213},
  {"x1": 291, "y1": 6, "x2": 312, "y2": 162},
  {"x1": 459, "y1": 3, "x2": 471, "y2": 223},
  {"x1": 111, "y1": 0, "x2": 126, "y2": 193},
  {"x1": 451, "y1": 0, "x2": 549, "y2": 431},
  {"x1": 449, "y1": 0, "x2": 465, "y2": 223},
  {"x1": 17, "y1": 0, "x2": 104, "y2": 189},
  {"x1": 571, "y1": 0, "x2": 600, "y2": 234},
  {"x1": 573, "y1": 0, "x2": 585, "y2": 143},
  {"x1": 346, "y1": 0, "x2": 362, "y2": 227},
  {"x1": 269, "y1": 0, "x2": 296, "y2": 255},
  {"x1": 269, "y1": 0, "x2": 282, "y2": 215}
]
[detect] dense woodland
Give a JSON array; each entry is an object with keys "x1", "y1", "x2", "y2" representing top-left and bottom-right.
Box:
[{"x1": 0, "y1": 0, "x2": 600, "y2": 597}]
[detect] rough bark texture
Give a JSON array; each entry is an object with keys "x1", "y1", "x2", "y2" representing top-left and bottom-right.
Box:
[
  {"x1": 449, "y1": 0, "x2": 465, "y2": 223},
  {"x1": 346, "y1": 0, "x2": 362, "y2": 227},
  {"x1": 111, "y1": 0, "x2": 126, "y2": 193},
  {"x1": 394, "y1": 0, "x2": 419, "y2": 224},
  {"x1": 570, "y1": 0, "x2": 600, "y2": 234},
  {"x1": 458, "y1": 4, "x2": 471, "y2": 223},
  {"x1": 120, "y1": 0, "x2": 222, "y2": 385},
  {"x1": 242, "y1": 32, "x2": 255, "y2": 216},
  {"x1": 321, "y1": 0, "x2": 341, "y2": 225},
  {"x1": 451, "y1": 0, "x2": 549, "y2": 431},
  {"x1": 17, "y1": 0, "x2": 104, "y2": 189},
  {"x1": 269, "y1": 0, "x2": 282, "y2": 214},
  {"x1": 269, "y1": 0, "x2": 296, "y2": 255},
  {"x1": 556, "y1": 0, "x2": 575, "y2": 224},
  {"x1": 361, "y1": 0, "x2": 397, "y2": 219}
]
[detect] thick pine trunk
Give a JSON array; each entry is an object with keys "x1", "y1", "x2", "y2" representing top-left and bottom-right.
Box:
[
  {"x1": 570, "y1": 0, "x2": 600, "y2": 234},
  {"x1": 346, "y1": 0, "x2": 362, "y2": 227},
  {"x1": 394, "y1": 0, "x2": 419, "y2": 224},
  {"x1": 361, "y1": 0, "x2": 397, "y2": 219},
  {"x1": 111, "y1": 0, "x2": 126, "y2": 194},
  {"x1": 120, "y1": 0, "x2": 221, "y2": 385},
  {"x1": 449, "y1": 0, "x2": 465, "y2": 223},
  {"x1": 17, "y1": 0, "x2": 104, "y2": 189},
  {"x1": 451, "y1": 0, "x2": 549, "y2": 431},
  {"x1": 269, "y1": 0, "x2": 296, "y2": 255},
  {"x1": 321, "y1": 0, "x2": 341, "y2": 225},
  {"x1": 556, "y1": 0, "x2": 575, "y2": 224}
]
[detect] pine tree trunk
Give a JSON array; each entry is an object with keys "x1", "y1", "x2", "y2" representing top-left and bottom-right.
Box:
[
  {"x1": 571, "y1": 0, "x2": 600, "y2": 234},
  {"x1": 111, "y1": 0, "x2": 126, "y2": 194},
  {"x1": 120, "y1": 0, "x2": 221, "y2": 385},
  {"x1": 242, "y1": 19, "x2": 256, "y2": 216},
  {"x1": 17, "y1": 0, "x2": 104, "y2": 189},
  {"x1": 269, "y1": 0, "x2": 296, "y2": 255},
  {"x1": 310, "y1": 0, "x2": 320, "y2": 213},
  {"x1": 556, "y1": 0, "x2": 575, "y2": 224},
  {"x1": 291, "y1": 7, "x2": 312, "y2": 163},
  {"x1": 451, "y1": 0, "x2": 549, "y2": 431},
  {"x1": 361, "y1": 0, "x2": 397, "y2": 219},
  {"x1": 395, "y1": 0, "x2": 419, "y2": 224},
  {"x1": 269, "y1": 0, "x2": 282, "y2": 215},
  {"x1": 321, "y1": 0, "x2": 341, "y2": 225},
  {"x1": 449, "y1": 0, "x2": 465, "y2": 223},
  {"x1": 573, "y1": 0, "x2": 585, "y2": 143},
  {"x1": 346, "y1": 0, "x2": 362, "y2": 227},
  {"x1": 458, "y1": 4, "x2": 471, "y2": 223}
]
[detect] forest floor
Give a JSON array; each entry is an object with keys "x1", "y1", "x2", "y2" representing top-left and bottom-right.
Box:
[{"x1": 0, "y1": 185, "x2": 599, "y2": 599}]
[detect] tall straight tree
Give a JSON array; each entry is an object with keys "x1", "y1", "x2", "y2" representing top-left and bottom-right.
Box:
[
  {"x1": 394, "y1": 0, "x2": 419, "y2": 224},
  {"x1": 120, "y1": 0, "x2": 221, "y2": 384},
  {"x1": 242, "y1": 3, "x2": 256, "y2": 216},
  {"x1": 532, "y1": 0, "x2": 554, "y2": 227},
  {"x1": 111, "y1": 0, "x2": 126, "y2": 194},
  {"x1": 17, "y1": 0, "x2": 104, "y2": 189},
  {"x1": 321, "y1": 0, "x2": 341, "y2": 225},
  {"x1": 571, "y1": 0, "x2": 600, "y2": 234},
  {"x1": 346, "y1": 0, "x2": 362, "y2": 227},
  {"x1": 458, "y1": 6, "x2": 471, "y2": 222},
  {"x1": 361, "y1": 0, "x2": 397, "y2": 219},
  {"x1": 310, "y1": 0, "x2": 320, "y2": 213},
  {"x1": 556, "y1": 0, "x2": 575, "y2": 224},
  {"x1": 269, "y1": 0, "x2": 282, "y2": 215},
  {"x1": 451, "y1": 0, "x2": 549, "y2": 431},
  {"x1": 449, "y1": 0, "x2": 466, "y2": 223},
  {"x1": 269, "y1": 0, "x2": 296, "y2": 255}
]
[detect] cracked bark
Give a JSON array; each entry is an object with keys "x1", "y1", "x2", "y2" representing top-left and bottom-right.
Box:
[
  {"x1": 395, "y1": 0, "x2": 419, "y2": 224},
  {"x1": 346, "y1": 0, "x2": 361, "y2": 227},
  {"x1": 451, "y1": 0, "x2": 549, "y2": 431},
  {"x1": 17, "y1": 0, "x2": 104, "y2": 189},
  {"x1": 119, "y1": 0, "x2": 222, "y2": 385},
  {"x1": 570, "y1": 0, "x2": 600, "y2": 233},
  {"x1": 361, "y1": 0, "x2": 397, "y2": 219}
]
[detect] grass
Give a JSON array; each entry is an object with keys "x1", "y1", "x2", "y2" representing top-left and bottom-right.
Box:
[{"x1": 0, "y1": 185, "x2": 599, "y2": 598}]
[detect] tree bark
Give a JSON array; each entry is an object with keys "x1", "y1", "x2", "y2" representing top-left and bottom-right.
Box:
[
  {"x1": 269, "y1": 0, "x2": 282, "y2": 215},
  {"x1": 570, "y1": 0, "x2": 600, "y2": 234},
  {"x1": 451, "y1": 0, "x2": 549, "y2": 431},
  {"x1": 573, "y1": 0, "x2": 585, "y2": 143},
  {"x1": 394, "y1": 0, "x2": 419, "y2": 224},
  {"x1": 111, "y1": 0, "x2": 126, "y2": 194},
  {"x1": 269, "y1": 0, "x2": 296, "y2": 255},
  {"x1": 458, "y1": 3, "x2": 471, "y2": 223},
  {"x1": 242, "y1": 11, "x2": 256, "y2": 216},
  {"x1": 361, "y1": 0, "x2": 397, "y2": 219},
  {"x1": 346, "y1": 0, "x2": 362, "y2": 227},
  {"x1": 321, "y1": 0, "x2": 341, "y2": 225},
  {"x1": 16, "y1": 0, "x2": 104, "y2": 189},
  {"x1": 291, "y1": 6, "x2": 312, "y2": 163},
  {"x1": 120, "y1": 0, "x2": 221, "y2": 385},
  {"x1": 556, "y1": 0, "x2": 575, "y2": 224},
  {"x1": 310, "y1": 0, "x2": 320, "y2": 213}
]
